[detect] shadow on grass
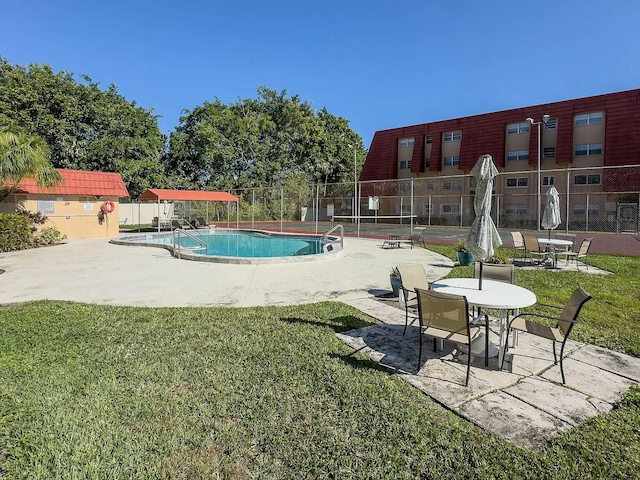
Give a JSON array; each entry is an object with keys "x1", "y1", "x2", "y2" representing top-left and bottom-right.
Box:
[
  {"x1": 328, "y1": 350, "x2": 395, "y2": 375},
  {"x1": 279, "y1": 315, "x2": 375, "y2": 333}
]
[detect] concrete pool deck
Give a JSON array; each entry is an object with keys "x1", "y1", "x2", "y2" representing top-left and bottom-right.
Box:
[{"x1": 0, "y1": 236, "x2": 453, "y2": 307}]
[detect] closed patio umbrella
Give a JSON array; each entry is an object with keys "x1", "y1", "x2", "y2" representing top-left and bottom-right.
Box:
[
  {"x1": 465, "y1": 154, "x2": 503, "y2": 289},
  {"x1": 541, "y1": 186, "x2": 561, "y2": 239}
]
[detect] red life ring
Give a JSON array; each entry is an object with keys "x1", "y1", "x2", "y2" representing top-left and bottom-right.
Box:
[{"x1": 101, "y1": 200, "x2": 115, "y2": 213}]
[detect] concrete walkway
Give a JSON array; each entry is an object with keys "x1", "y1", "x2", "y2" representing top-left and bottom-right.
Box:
[{"x1": 339, "y1": 298, "x2": 639, "y2": 450}]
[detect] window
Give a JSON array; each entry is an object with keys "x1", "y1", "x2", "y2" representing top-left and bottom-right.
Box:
[
  {"x1": 425, "y1": 182, "x2": 435, "y2": 191},
  {"x1": 505, "y1": 204, "x2": 528, "y2": 214},
  {"x1": 506, "y1": 177, "x2": 529, "y2": 188},
  {"x1": 443, "y1": 156, "x2": 459, "y2": 166},
  {"x1": 443, "y1": 180, "x2": 461, "y2": 190},
  {"x1": 396, "y1": 204, "x2": 412, "y2": 215},
  {"x1": 443, "y1": 132, "x2": 461, "y2": 142},
  {"x1": 575, "y1": 112, "x2": 603, "y2": 126},
  {"x1": 425, "y1": 136, "x2": 433, "y2": 144},
  {"x1": 79, "y1": 196, "x2": 96, "y2": 203},
  {"x1": 507, "y1": 122, "x2": 530, "y2": 134},
  {"x1": 399, "y1": 160, "x2": 412, "y2": 169},
  {"x1": 543, "y1": 176, "x2": 555, "y2": 186},
  {"x1": 544, "y1": 118, "x2": 557, "y2": 129},
  {"x1": 399, "y1": 182, "x2": 411, "y2": 193},
  {"x1": 507, "y1": 150, "x2": 529, "y2": 161},
  {"x1": 423, "y1": 204, "x2": 433, "y2": 215},
  {"x1": 440, "y1": 204, "x2": 460, "y2": 215},
  {"x1": 573, "y1": 205, "x2": 600, "y2": 215},
  {"x1": 575, "y1": 143, "x2": 602, "y2": 156},
  {"x1": 574, "y1": 174, "x2": 601, "y2": 186},
  {"x1": 399, "y1": 138, "x2": 414, "y2": 148},
  {"x1": 424, "y1": 158, "x2": 430, "y2": 169},
  {"x1": 543, "y1": 147, "x2": 556, "y2": 158}
]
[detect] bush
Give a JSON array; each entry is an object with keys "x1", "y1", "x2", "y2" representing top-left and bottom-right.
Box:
[
  {"x1": 34, "y1": 227, "x2": 67, "y2": 246},
  {"x1": 0, "y1": 211, "x2": 66, "y2": 252},
  {"x1": 0, "y1": 213, "x2": 32, "y2": 252}
]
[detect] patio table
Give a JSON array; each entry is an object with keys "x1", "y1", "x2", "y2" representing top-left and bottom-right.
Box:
[
  {"x1": 431, "y1": 278, "x2": 537, "y2": 366},
  {"x1": 537, "y1": 238, "x2": 573, "y2": 268}
]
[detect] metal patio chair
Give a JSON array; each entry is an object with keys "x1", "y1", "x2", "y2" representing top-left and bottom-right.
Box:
[
  {"x1": 501, "y1": 288, "x2": 592, "y2": 384},
  {"x1": 398, "y1": 264, "x2": 429, "y2": 335},
  {"x1": 415, "y1": 288, "x2": 487, "y2": 386}
]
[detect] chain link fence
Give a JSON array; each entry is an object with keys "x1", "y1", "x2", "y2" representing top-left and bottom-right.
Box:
[
  {"x1": 225, "y1": 165, "x2": 640, "y2": 236},
  {"x1": 124, "y1": 165, "x2": 640, "y2": 236}
]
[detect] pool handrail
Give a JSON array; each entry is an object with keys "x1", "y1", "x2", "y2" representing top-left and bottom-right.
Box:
[
  {"x1": 322, "y1": 224, "x2": 344, "y2": 250},
  {"x1": 172, "y1": 228, "x2": 207, "y2": 259}
]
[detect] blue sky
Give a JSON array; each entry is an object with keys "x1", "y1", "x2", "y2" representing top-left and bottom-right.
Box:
[{"x1": 2, "y1": 0, "x2": 640, "y2": 148}]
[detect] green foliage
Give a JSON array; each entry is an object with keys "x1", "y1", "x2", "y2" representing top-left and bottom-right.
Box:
[
  {"x1": 0, "y1": 301, "x2": 638, "y2": 478},
  {"x1": 0, "y1": 59, "x2": 166, "y2": 197},
  {"x1": 166, "y1": 87, "x2": 365, "y2": 191},
  {"x1": 454, "y1": 239, "x2": 468, "y2": 252},
  {"x1": 33, "y1": 226, "x2": 66, "y2": 246},
  {"x1": 487, "y1": 247, "x2": 512, "y2": 264},
  {"x1": 0, "y1": 212, "x2": 31, "y2": 251},
  {"x1": 0, "y1": 121, "x2": 62, "y2": 201},
  {"x1": 0, "y1": 210, "x2": 65, "y2": 251},
  {"x1": 390, "y1": 266, "x2": 400, "y2": 277}
]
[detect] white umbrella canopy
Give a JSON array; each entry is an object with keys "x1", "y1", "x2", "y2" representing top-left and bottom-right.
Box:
[
  {"x1": 541, "y1": 186, "x2": 561, "y2": 238},
  {"x1": 465, "y1": 154, "x2": 503, "y2": 264}
]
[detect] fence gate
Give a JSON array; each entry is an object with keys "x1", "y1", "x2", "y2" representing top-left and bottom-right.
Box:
[{"x1": 616, "y1": 203, "x2": 639, "y2": 234}]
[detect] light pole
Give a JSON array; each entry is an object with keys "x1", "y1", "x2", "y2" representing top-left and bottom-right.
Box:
[{"x1": 526, "y1": 115, "x2": 550, "y2": 230}]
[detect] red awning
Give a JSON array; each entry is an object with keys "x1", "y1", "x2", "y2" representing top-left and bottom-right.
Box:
[
  {"x1": 12, "y1": 169, "x2": 129, "y2": 197},
  {"x1": 138, "y1": 189, "x2": 238, "y2": 202}
]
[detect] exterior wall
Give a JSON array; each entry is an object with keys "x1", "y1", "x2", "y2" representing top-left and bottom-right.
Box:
[
  {"x1": 118, "y1": 201, "x2": 175, "y2": 226},
  {"x1": 361, "y1": 89, "x2": 640, "y2": 198},
  {"x1": 1, "y1": 194, "x2": 121, "y2": 239}
]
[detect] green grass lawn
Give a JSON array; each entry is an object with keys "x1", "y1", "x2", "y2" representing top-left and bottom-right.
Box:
[{"x1": 1, "y1": 250, "x2": 639, "y2": 478}]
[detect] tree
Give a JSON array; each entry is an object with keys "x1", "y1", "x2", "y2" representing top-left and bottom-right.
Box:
[
  {"x1": 0, "y1": 120, "x2": 62, "y2": 201},
  {"x1": 166, "y1": 87, "x2": 365, "y2": 191},
  {"x1": 0, "y1": 59, "x2": 167, "y2": 197}
]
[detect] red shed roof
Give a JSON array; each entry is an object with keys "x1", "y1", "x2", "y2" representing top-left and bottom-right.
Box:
[
  {"x1": 138, "y1": 189, "x2": 238, "y2": 202},
  {"x1": 13, "y1": 169, "x2": 129, "y2": 197}
]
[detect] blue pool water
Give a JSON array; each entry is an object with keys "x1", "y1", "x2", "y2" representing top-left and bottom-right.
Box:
[{"x1": 117, "y1": 230, "x2": 329, "y2": 259}]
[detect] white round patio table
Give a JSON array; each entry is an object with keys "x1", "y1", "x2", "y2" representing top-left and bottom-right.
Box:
[{"x1": 430, "y1": 278, "x2": 537, "y2": 366}]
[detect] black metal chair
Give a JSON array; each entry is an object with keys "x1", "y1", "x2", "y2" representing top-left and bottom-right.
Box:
[{"x1": 501, "y1": 288, "x2": 592, "y2": 383}]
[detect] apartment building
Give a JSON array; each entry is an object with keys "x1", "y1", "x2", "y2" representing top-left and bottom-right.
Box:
[{"x1": 360, "y1": 89, "x2": 640, "y2": 231}]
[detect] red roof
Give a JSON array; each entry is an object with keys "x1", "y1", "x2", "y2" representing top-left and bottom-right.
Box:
[
  {"x1": 14, "y1": 169, "x2": 129, "y2": 197},
  {"x1": 138, "y1": 189, "x2": 239, "y2": 202}
]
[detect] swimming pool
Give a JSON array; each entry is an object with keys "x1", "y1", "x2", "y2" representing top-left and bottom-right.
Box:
[{"x1": 111, "y1": 229, "x2": 342, "y2": 264}]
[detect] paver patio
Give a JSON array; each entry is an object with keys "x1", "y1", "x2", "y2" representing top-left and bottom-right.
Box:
[{"x1": 340, "y1": 297, "x2": 639, "y2": 450}]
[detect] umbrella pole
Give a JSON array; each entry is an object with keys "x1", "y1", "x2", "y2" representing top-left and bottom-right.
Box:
[{"x1": 479, "y1": 262, "x2": 483, "y2": 290}]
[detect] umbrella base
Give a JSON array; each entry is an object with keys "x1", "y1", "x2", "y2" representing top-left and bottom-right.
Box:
[{"x1": 458, "y1": 331, "x2": 499, "y2": 359}]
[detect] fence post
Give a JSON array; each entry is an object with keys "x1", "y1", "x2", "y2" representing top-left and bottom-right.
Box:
[
  {"x1": 357, "y1": 181, "x2": 361, "y2": 238},
  {"x1": 280, "y1": 187, "x2": 284, "y2": 232},
  {"x1": 586, "y1": 194, "x2": 590, "y2": 232},
  {"x1": 315, "y1": 183, "x2": 319, "y2": 234},
  {"x1": 428, "y1": 196, "x2": 432, "y2": 225},
  {"x1": 410, "y1": 178, "x2": 414, "y2": 232},
  {"x1": 566, "y1": 171, "x2": 571, "y2": 233},
  {"x1": 460, "y1": 196, "x2": 463, "y2": 227}
]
